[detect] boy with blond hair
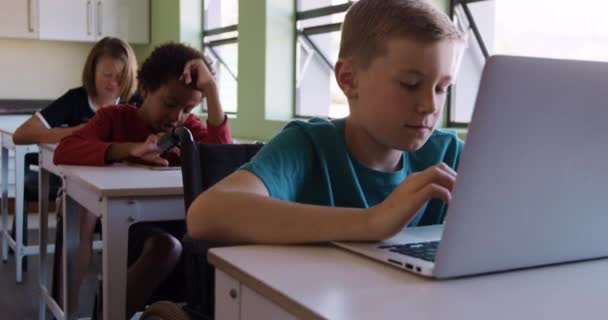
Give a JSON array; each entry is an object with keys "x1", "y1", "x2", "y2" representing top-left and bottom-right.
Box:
[{"x1": 187, "y1": 0, "x2": 465, "y2": 244}]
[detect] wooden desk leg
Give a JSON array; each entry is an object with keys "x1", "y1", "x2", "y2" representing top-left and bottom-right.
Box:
[
  {"x1": 102, "y1": 199, "x2": 131, "y2": 320},
  {"x1": 63, "y1": 194, "x2": 80, "y2": 320},
  {"x1": 1, "y1": 146, "x2": 8, "y2": 263}
]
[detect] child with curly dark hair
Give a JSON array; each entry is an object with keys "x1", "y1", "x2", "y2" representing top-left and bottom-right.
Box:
[{"x1": 54, "y1": 42, "x2": 233, "y2": 318}]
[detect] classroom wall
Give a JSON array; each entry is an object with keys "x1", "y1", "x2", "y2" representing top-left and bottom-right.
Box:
[{"x1": 0, "y1": 39, "x2": 94, "y2": 100}]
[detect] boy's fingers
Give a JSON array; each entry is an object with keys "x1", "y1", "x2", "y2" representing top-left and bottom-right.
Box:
[
  {"x1": 407, "y1": 165, "x2": 456, "y2": 193},
  {"x1": 139, "y1": 140, "x2": 162, "y2": 155},
  {"x1": 417, "y1": 183, "x2": 452, "y2": 204},
  {"x1": 437, "y1": 162, "x2": 457, "y2": 177},
  {"x1": 147, "y1": 133, "x2": 158, "y2": 140},
  {"x1": 152, "y1": 157, "x2": 169, "y2": 166},
  {"x1": 395, "y1": 183, "x2": 450, "y2": 220},
  {"x1": 182, "y1": 71, "x2": 191, "y2": 84},
  {"x1": 182, "y1": 61, "x2": 195, "y2": 84}
]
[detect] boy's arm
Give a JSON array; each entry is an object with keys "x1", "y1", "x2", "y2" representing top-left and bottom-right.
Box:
[
  {"x1": 181, "y1": 58, "x2": 225, "y2": 126},
  {"x1": 202, "y1": 82, "x2": 225, "y2": 127},
  {"x1": 53, "y1": 111, "x2": 113, "y2": 166},
  {"x1": 181, "y1": 58, "x2": 232, "y2": 144},
  {"x1": 12, "y1": 115, "x2": 85, "y2": 145},
  {"x1": 186, "y1": 163, "x2": 455, "y2": 245},
  {"x1": 186, "y1": 170, "x2": 369, "y2": 244}
]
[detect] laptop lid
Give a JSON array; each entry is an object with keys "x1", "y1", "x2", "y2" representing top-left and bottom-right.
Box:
[{"x1": 433, "y1": 55, "x2": 608, "y2": 278}]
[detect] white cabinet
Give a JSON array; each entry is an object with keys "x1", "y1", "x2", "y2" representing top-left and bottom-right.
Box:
[
  {"x1": 97, "y1": 0, "x2": 149, "y2": 44},
  {"x1": 0, "y1": 0, "x2": 39, "y2": 39},
  {"x1": 39, "y1": 0, "x2": 95, "y2": 42},
  {"x1": 1, "y1": 0, "x2": 149, "y2": 44}
]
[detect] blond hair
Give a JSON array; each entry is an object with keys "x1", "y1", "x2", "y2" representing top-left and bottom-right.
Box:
[
  {"x1": 82, "y1": 37, "x2": 138, "y2": 101},
  {"x1": 339, "y1": 0, "x2": 464, "y2": 69}
]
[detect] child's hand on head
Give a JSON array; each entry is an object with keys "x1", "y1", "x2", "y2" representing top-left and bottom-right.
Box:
[
  {"x1": 366, "y1": 163, "x2": 457, "y2": 240},
  {"x1": 129, "y1": 133, "x2": 169, "y2": 166},
  {"x1": 180, "y1": 58, "x2": 216, "y2": 92}
]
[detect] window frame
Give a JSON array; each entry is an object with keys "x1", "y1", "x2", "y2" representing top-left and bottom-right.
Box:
[
  {"x1": 294, "y1": 1, "x2": 354, "y2": 119},
  {"x1": 202, "y1": 2, "x2": 239, "y2": 115},
  {"x1": 447, "y1": 0, "x2": 491, "y2": 128}
]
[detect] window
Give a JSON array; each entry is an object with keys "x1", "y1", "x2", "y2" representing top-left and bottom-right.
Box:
[
  {"x1": 449, "y1": 0, "x2": 608, "y2": 126},
  {"x1": 295, "y1": 1, "x2": 354, "y2": 119},
  {"x1": 203, "y1": 0, "x2": 238, "y2": 114}
]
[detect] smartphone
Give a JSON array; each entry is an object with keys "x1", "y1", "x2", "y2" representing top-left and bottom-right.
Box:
[{"x1": 157, "y1": 130, "x2": 180, "y2": 153}]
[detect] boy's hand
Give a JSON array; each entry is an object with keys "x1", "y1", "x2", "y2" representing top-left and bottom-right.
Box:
[
  {"x1": 168, "y1": 146, "x2": 180, "y2": 158},
  {"x1": 182, "y1": 56, "x2": 225, "y2": 127},
  {"x1": 180, "y1": 58, "x2": 216, "y2": 92},
  {"x1": 366, "y1": 163, "x2": 456, "y2": 240},
  {"x1": 129, "y1": 134, "x2": 169, "y2": 166}
]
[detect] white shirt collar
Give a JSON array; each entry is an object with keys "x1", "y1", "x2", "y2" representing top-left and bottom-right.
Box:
[{"x1": 88, "y1": 96, "x2": 121, "y2": 112}]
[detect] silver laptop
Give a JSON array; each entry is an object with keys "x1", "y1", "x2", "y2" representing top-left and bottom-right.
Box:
[{"x1": 334, "y1": 55, "x2": 608, "y2": 279}]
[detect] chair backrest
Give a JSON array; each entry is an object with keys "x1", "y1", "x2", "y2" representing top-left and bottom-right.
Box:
[{"x1": 178, "y1": 127, "x2": 264, "y2": 210}]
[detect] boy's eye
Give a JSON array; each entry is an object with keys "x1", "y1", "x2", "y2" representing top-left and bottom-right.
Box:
[{"x1": 400, "y1": 82, "x2": 419, "y2": 90}]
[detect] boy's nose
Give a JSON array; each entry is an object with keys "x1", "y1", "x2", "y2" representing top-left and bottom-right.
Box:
[{"x1": 416, "y1": 93, "x2": 438, "y2": 114}]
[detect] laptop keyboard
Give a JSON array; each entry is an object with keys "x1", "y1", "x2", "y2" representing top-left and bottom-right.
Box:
[{"x1": 379, "y1": 241, "x2": 439, "y2": 262}]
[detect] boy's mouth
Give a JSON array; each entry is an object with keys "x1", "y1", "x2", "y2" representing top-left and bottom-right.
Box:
[
  {"x1": 404, "y1": 123, "x2": 431, "y2": 129},
  {"x1": 404, "y1": 124, "x2": 431, "y2": 134}
]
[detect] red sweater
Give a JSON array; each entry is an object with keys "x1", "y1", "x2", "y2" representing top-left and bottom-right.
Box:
[{"x1": 54, "y1": 104, "x2": 233, "y2": 166}]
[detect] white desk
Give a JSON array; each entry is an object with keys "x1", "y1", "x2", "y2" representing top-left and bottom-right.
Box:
[
  {"x1": 210, "y1": 245, "x2": 608, "y2": 320},
  {"x1": 0, "y1": 115, "x2": 43, "y2": 283},
  {"x1": 38, "y1": 157, "x2": 185, "y2": 320}
]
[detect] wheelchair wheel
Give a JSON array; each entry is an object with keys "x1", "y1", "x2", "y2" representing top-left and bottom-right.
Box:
[{"x1": 140, "y1": 301, "x2": 191, "y2": 320}]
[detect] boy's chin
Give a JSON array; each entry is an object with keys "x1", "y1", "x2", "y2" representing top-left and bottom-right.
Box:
[{"x1": 393, "y1": 137, "x2": 431, "y2": 152}]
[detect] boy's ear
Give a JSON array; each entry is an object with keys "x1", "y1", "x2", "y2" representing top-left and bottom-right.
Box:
[{"x1": 335, "y1": 59, "x2": 358, "y2": 99}]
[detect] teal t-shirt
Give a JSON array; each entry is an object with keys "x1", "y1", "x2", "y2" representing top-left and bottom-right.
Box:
[{"x1": 242, "y1": 118, "x2": 464, "y2": 226}]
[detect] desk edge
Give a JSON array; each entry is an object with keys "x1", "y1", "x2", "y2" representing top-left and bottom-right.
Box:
[{"x1": 61, "y1": 167, "x2": 183, "y2": 197}]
